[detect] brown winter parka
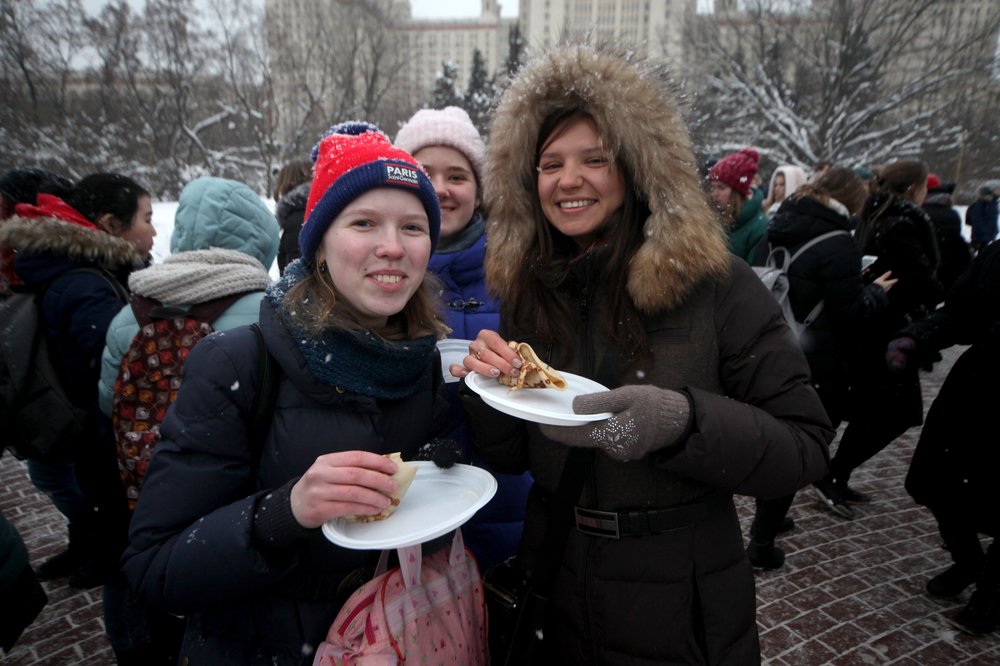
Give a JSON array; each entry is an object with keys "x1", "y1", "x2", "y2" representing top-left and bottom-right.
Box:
[{"x1": 460, "y1": 44, "x2": 833, "y2": 665}]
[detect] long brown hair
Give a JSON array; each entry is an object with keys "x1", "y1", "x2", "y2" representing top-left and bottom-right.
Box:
[
  {"x1": 273, "y1": 159, "x2": 312, "y2": 200},
  {"x1": 284, "y1": 253, "x2": 448, "y2": 342},
  {"x1": 504, "y1": 109, "x2": 651, "y2": 368},
  {"x1": 856, "y1": 159, "x2": 928, "y2": 248},
  {"x1": 790, "y1": 167, "x2": 866, "y2": 216}
]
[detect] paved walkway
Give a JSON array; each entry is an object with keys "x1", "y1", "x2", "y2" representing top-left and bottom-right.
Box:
[{"x1": 2, "y1": 346, "x2": 998, "y2": 665}]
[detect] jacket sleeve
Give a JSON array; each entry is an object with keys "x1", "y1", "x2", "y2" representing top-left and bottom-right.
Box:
[
  {"x1": 122, "y1": 333, "x2": 298, "y2": 615},
  {"x1": 816, "y1": 237, "x2": 888, "y2": 325},
  {"x1": 458, "y1": 381, "x2": 531, "y2": 475},
  {"x1": 98, "y1": 307, "x2": 139, "y2": 416},
  {"x1": 659, "y1": 261, "x2": 833, "y2": 498}
]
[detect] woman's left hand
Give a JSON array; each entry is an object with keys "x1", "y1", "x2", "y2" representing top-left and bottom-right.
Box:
[{"x1": 539, "y1": 385, "x2": 692, "y2": 461}]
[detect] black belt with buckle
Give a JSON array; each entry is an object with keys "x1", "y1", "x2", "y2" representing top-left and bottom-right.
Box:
[{"x1": 574, "y1": 495, "x2": 727, "y2": 539}]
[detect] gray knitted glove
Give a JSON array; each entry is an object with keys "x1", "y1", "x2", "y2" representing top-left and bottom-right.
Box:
[{"x1": 539, "y1": 385, "x2": 692, "y2": 461}]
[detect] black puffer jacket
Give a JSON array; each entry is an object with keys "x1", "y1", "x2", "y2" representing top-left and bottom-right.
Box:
[
  {"x1": 463, "y1": 45, "x2": 832, "y2": 666},
  {"x1": 762, "y1": 195, "x2": 889, "y2": 423},
  {"x1": 922, "y1": 193, "x2": 971, "y2": 292},
  {"x1": 903, "y1": 240, "x2": 1000, "y2": 536},
  {"x1": 123, "y1": 296, "x2": 449, "y2": 665},
  {"x1": 275, "y1": 181, "x2": 310, "y2": 274},
  {"x1": 854, "y1": 193, "x2": 943, "y2": 425}
]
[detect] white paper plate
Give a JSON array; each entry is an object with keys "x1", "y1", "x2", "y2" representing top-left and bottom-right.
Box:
[
  {"x1": 321, "y1": 461, "x2": 497, "y2": 550},
  {"x1": 465, "y1": 370, "x2": 613, "y2": 426},
  {"x1": 437, "y1": 339, "x2": 472, "y2": 383}
]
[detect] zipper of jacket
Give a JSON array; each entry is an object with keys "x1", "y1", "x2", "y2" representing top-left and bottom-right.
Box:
[{"x1": 577, "y1": 252, "x2": 601, "y2": 664}]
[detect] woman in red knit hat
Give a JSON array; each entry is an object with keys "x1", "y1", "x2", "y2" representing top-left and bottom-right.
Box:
[{"x1": 708, "y1": 148, "x2": 770, "y2": 262}]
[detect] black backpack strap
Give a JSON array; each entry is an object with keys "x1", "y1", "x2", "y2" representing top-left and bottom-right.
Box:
[
  {"x1": 129, "y1": 294, "x2": 162, "y2": 327},
  {"x1": 42, "y1": 266, "x2": 128, "y2": 303},
  {"x1": 248, "y1": 323, "x2": 281, "y2": 479}
]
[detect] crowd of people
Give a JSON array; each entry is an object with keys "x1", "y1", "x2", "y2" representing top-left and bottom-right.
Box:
[{"x1": 2, "y1": 42, "x2": 999, "y2": 665}]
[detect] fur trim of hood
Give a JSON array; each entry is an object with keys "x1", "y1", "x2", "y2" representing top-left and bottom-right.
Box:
[
  {"x1": 484, "y1": 43, "x2": 730, "y2": 314},
  {"x1": 0, "y1": 213, "x2": 142, "y2": 270}
]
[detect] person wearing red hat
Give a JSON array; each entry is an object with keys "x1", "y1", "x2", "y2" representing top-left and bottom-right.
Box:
[
  {"x1": 122, "y1": 124, "x2": 455, "y2": 664},
  {"x1": 708, "y1": 148, "x2": 770, "y2": 261},
  {"x1": 922, "y1": 172, "x2": 971, "y2": 292}
]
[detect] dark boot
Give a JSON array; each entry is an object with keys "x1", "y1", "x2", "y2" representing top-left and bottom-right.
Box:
[
  {"x1": 68, "y1": 521, "x2": 126, "y2": 589},
  {"x1": 927, "y1": 564, "x2": 983, "y2": 598},
  {"x1": 36, "y1": 523, "x2": 87, "y2": 580},
  {"x1": 812, "y1": 478, "x2": 854, "y2": 519},
  {"x1": 952, "y1": 586, "x2": 1000, "y2": 636},
  {"x1": 927, "y1": 523, "x2": 985, "y2": 598},
  {"x1": 36, "y1": 544, "x2": 82, "y2": 580},
  {"x1": 746, "y1": 538, "x2": 785, "y2": 570}
]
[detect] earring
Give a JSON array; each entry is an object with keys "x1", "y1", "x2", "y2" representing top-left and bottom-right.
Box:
[{"x1": 318, "y1": 261, "x2": 327, "y2": 273}]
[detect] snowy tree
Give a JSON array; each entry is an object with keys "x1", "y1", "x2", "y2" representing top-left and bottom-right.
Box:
[
  {"x1": 463, "y1": 49, "x2": 496, "y2": 134},
  {"x1": 504, "y1": 24, "x2": 524, "y2": 79},
  {"x1": 432, "y1": 60, "x2": 462, "y2": 110},
  {"x1": 265, "y1": 0, "x2": 410, "y2": 157},
  {"x1": 685, "y1": 0, "x2": 1000, "y2": 183}
]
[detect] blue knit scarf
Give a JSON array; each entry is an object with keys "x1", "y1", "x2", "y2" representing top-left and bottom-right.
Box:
[{"x1": 266, "y1": 260, "x2": 436, "y2": 399}]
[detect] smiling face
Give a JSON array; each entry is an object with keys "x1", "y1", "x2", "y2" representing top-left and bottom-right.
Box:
[
  {"x1": 772, "y1": 173, "x2": 786, "y2": 202},
  {"x1": 118, "y1": 194, "x2": 156, "y2": 256},
  {"x1": 318, "y1": 188, "x2": 432, "y2": 329},
  {"x1": 536, "y1": 116, "x2": 625, "y2": 249},
  {"x1": 413, "y1": 145, "x2": 479, "y2": 241}
]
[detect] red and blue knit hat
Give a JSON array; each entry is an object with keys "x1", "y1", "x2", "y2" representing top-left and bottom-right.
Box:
[{"x1": 300, "y1": 123, "x2": 441, "y2": 267}]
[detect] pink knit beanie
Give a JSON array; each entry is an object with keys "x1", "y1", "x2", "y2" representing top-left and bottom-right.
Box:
[
  {"x1": 709, "y1": 148, "x2": 760, "y2": 198},
  {"x1": 394, "y1": 107, "x2": 486, "y2": 183}
]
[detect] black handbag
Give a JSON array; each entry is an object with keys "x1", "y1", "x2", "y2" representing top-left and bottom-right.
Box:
[
  {"x1": 483, "y1": 556, "x2": 544, "y2": 665},
  {"x1": 483, "y1": 449, "x2": 592, "y2": 665}
]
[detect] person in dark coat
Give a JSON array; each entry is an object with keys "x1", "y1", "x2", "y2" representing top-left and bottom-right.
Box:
[
  {"x1": 0, "y1": 167, "x2": 74, "y2": 220},
  {"x1": 451, "y1": 44, "x2": 832, "y2": 665},
  {"x1": 0, "y1": 167, "x2": 74, "y2": 298},
  {"x1": 887, "y1": 239, "x2": 1000, "y2": 636},
  {"x1": 122, "y1": 125, "x2": 453, "y2": 665},
  {"x1": 965, "y1": 183, "x2": 999, "y2": 254},
  {"x1": 922, "y1": 173, "x2": 971, "y2": 292},
  {"x1": 747, "y1": 168, "x2": 895, "y2": 568},
  {"x1": 273, "y1": 158, "x2": 312, "y2": 275},
  {"x1": 395, "y1": 106, "x2": 531, "y2": 571},
  {"x1": 0, "y1": 511, "x2": 47, "y2": 654},
  {"x1": 0, "y1": 173, "x2": 154, "y2": 661},
  {"x1": 813, "y1": 160, "x2": 944, "y2": 519}
]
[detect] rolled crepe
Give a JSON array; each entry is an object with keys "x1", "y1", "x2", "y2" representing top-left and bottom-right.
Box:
[
  {"x1": 346, "y1": 452, "x2": 418, "y2": 523},
  {"x1": 497, "y1": 341, "x2": 568, "y2": 391}
]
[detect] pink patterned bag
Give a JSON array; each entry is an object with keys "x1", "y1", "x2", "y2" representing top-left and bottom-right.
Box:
[{"x1": 313, "y1": 530, "x2": 487, "y2": 666}]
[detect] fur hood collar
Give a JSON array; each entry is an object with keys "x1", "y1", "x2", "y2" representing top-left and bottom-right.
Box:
[
  {"x1": 484, "y1": 44, "x2": 730, "y2": 314},
  {"x1": 0, "y1": 213, "x2": 142, "y2": 271}
]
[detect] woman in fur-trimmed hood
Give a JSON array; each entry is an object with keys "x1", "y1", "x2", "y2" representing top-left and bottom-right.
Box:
[{"x1": 456, "y1": 44, "x2": 832, "y2": 665}]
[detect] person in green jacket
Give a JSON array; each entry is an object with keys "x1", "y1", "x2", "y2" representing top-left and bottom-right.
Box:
[{"x1": 709, "y1": 148, "x2": 770, "y2": 262}]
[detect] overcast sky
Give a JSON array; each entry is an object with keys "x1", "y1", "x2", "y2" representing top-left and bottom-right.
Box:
[{"x1": 80, "y1": 0, "x2": 518, "y2": 18}]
